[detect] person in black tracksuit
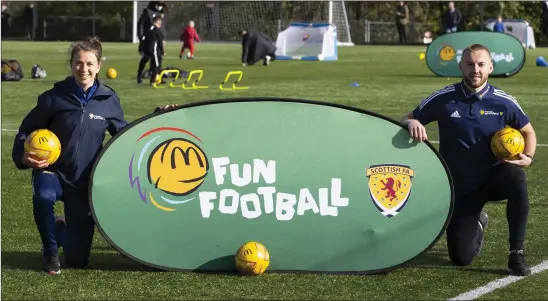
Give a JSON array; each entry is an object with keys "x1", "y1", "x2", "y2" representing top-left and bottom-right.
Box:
[
  {"x1": 136, "y1": 1, "x2": 165, "y2": 55},
  {"x1": 137, "y1": 16, "x2": 165, "y2": 85},
  {"x1": 239, "y1": 29, "x2": 277, "y2": 66}
]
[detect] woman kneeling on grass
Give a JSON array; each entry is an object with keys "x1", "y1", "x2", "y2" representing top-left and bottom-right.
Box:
[{"x1": 11, "y1": 36, "x2": 175, "y2": 275}]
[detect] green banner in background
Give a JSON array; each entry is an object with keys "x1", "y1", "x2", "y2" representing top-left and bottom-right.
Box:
[
  {"x1": 90, "y1": 98, "x2": 454, "y2": 274},
  {"x1": 426, "y1": 31, "x2": 526, "y2": 78}
]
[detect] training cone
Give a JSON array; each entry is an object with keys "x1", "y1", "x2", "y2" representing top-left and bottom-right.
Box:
[{"x1": 536, "y1": 56, "x2": 548, "y2": 67}]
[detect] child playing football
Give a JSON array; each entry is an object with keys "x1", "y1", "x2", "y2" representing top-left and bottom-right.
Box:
[{"x1": 179, "y1": 21, "x2": 201, "y2": 59}]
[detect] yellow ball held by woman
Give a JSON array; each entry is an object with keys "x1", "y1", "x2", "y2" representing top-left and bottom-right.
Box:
[
  {"x1": 106, "y1": 68, "x2": 117, "y2": 79},
  {"x1": 24, "y1": 129, "x2": 62, "y2": 165},
  {"x1": 490, "y1": 127, "x2": 525, "y2": 160},
  {"x1": 235, "y1": 241, "x2": 270, "y2": 276}
]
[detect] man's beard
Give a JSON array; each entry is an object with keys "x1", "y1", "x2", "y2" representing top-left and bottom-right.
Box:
[{"x1": 463, "y1": 75, "x2": 487, "y2": 89}]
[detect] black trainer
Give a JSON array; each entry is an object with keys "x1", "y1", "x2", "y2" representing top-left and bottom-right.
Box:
[
  {"x1": 42, "y1": 250, "x2": 61, "y2": 275},
  {"x1": 508, "y1": 250, "x2": 531, "y2": 276},
  {"x1": 474, "y1": 211, "x2": 489, "y2": 257}
]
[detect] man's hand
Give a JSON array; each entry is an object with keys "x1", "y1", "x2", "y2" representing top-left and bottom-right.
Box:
[
  {"x1": 21, "y1": 152, "x2": 49, "y2": 169},
  {"x1": 407, "y1": 119, "x2": 428, "y2": 142},
  {"x1": 502, "y1": 153, "x2": 533, "y2": 167}
]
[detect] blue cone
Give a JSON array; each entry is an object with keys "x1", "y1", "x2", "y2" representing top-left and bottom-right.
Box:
[{"x1": 536, "y1": 56, "x2": 548, "y2": 67}]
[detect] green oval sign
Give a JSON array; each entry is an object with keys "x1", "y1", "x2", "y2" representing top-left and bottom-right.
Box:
[
  {"x1": 425, "y1": 31, "x2": 526, "y2": 78},
  {"x1": 90, "y1": 98, "x2": 454, "y2": 274}
]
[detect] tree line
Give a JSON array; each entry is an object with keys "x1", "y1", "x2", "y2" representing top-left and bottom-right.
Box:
[{"x1": 2, "y1": 1, "x2": 546, "y2": 45}]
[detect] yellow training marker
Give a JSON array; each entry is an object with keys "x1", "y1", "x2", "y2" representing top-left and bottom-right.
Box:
[
  {"x1": 219, "y1": 71, "x2": 249, "y2": 91},
  {"x1": 153, "y1": 69, "x2": 180, "y2": 88},
  {"x1": 182, "y1": 70, "x2": 209, "y2": 89}
]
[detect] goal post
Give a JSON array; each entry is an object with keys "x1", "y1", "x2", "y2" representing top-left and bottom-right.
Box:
[
  {"x1": 328, "y1": 0, "x2": 354, "y2": 46},
  {"x1": 132, "y1": 1, "x2": 139, "y2": 43},
  {"x1": 131, "y1": 0, "x2": 354, "y2": 46}
]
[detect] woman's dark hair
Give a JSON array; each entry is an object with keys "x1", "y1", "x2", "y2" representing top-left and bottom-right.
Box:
[{"x1": 69, "y1": 36, "x2": 103, "y2": 64}]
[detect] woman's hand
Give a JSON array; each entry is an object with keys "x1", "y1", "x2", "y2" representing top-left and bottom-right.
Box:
[{"x1": 21, "y1": 152, "x2": 49, "y2": 169}]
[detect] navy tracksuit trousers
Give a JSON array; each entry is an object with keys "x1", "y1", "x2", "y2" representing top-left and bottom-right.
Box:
[{"x1": 32, "y1": 170, "x2": 95, "y2": 268}]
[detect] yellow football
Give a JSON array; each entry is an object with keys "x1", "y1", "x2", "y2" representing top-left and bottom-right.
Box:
[
  {"x1": 106, "y1": 68, "x2": 117, "y2": 79},
  {"x1": 490, "y1": 127, "x2": 525, "y2": 160},
  {"x1": 24, "y1": 129, "x2": 62, "y2": 165},
  {"x1": 235, "y1": 241, "x2": 270, "y2": 276}
]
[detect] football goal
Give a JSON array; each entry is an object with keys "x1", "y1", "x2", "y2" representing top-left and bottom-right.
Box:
[
  {"x1": 131, "y1": 0, "x2": 354, "y2": 46},
  {"x1": 275, "y1": 23, "x2": 338, "y2": 61}
]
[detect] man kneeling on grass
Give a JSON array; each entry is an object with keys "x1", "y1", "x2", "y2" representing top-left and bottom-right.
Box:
[{"x1": 400, "y1": 43, "x2": 536, "y2": 276}]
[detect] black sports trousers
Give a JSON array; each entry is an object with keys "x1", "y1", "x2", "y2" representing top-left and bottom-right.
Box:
[
  {"x1": 137, "y1": 52, "x2": 162, "y2": 84},
  {"x1": 447, "y1": 163, "x2": 529, "y2": 266}
]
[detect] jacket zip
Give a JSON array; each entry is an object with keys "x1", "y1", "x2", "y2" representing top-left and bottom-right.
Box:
[{"x1": 73, "y1": 102, "x2": 86, "y2": 163}]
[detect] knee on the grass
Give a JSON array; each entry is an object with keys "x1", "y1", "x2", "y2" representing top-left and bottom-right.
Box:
[
  {"x1": 64, "y1": 253, "x2": 89, "y2": 269},
  {"x1": 448, "y1": 240, "x2": 476, "y2": 266},
  {"x1": 450, "y1": 254, "x2": 474, "y2": 266}
]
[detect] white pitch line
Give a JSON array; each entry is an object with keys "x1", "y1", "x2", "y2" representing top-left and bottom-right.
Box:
[
  {"x1": 448, "y1": 260, "x2": 548, "y2": 300},
  {"x1": 1, "y1": 129, "x2": 548, "y2": 147}
]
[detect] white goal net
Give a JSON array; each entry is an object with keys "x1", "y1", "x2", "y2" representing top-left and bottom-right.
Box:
[{"x1": 132, "y1": 1, "x2": 353, "y2": 46}]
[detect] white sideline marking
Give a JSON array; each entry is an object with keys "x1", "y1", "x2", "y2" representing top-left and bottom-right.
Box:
[
  {"x1": 448, "y1": 260, "x2": 548, "y2": 300},
  {"x1": 1, "y1": 129, "x2": 548, "y2": 147}
]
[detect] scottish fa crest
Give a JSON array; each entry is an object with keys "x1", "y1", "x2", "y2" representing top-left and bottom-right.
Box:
[{"x1": 366, "y1": 164, "x2": 415, "y2": 218}]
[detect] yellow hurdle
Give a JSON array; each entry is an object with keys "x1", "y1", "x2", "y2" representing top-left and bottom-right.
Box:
[
  {"x1": 182, "y1": 70, "x2": 209, "y2": 89},
  {"x1": 219, "y1": 71, "x2": 249, "y2": 91}
]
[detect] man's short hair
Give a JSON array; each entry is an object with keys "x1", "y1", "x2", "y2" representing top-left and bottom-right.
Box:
[
  {"x1": 238, "y1": 30, "x2": 246, "y2": 35},
  {"x1": 461, "y1": 44, "x2": 491, "y2": 59},
  {"x1": 153, "y1": 16, "x2": 162, "y2": 23}
]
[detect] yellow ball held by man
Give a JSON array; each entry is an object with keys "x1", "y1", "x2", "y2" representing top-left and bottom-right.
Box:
[
  {"x1": 491, "y1": 127, "x2": 525, "y2": 160},
  {"x1": 24, "y1": 129, "x2": 62, "y2": 165},
  {"x1": 235, "y1": 241, "x2": 270, "y2": 276},
  {"x1": 106, "y1": 68, "x2": 117, "y2": 79}
]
